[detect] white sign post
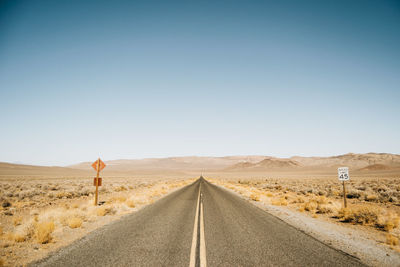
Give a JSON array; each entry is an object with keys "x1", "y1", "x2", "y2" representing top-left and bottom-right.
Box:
[{"x1": 338, "y1": 167, "x2": 350, "y2": 208}]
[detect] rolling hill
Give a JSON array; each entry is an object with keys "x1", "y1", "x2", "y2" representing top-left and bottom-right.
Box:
[{"x1": 1, "y1": 153, "x2": 399, "y2": 176}]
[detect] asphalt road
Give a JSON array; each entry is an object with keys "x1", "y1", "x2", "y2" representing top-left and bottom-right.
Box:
[{"x1": 34, "y1": 178, "x2": 364, "y2": 267}]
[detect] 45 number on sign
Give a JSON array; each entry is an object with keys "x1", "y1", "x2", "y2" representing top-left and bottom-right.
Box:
[{"x1": 338, "y1": 167, "x2": 350, "y2": 208}]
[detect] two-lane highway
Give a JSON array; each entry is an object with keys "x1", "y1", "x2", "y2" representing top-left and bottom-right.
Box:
[{"x1": 34, "y1": 178, "x2": 364, "y2": 267}]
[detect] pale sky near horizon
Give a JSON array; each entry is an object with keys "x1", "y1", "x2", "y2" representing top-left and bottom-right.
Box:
[{"x1": 1, "y1": 0, "x2": 399, "y2": 166}]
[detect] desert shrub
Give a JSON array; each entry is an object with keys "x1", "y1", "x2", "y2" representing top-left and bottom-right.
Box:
[
  {"x1": 365, "y1": 194, "x2": 378, "y2": 202},
  {"x1": 316, "y1": 203, "x2": 334, "y2": 214},
  {"x1": 377, "y1": 213, "x2": 400, "y2": 231},
  {"x1": 386, "y1": 234, "x2": 399, "y2": 246},
  {"x1": 79, "y1": 188, "x2": 91, "y2": 196},
  {"x1": 13, "y1": 217, "x2": 22, "y2": 226},
  {"x1": 110, "y1": 196, "x2": 127, "y2": 203},
  {"x1": 346, "y1": 190, "x2": 361, "y2": 199},
  {"x1": 13, "y1": 233, "x2": 26, "y2": 242},
  {"x1": 299, "y1": 190, "x2": 307, "y2": 195},
  {"x1": 272, "y1": 197, "x2": 287, "y2": 206},
  {"x1": 35, "y1": 221, "x2": 55, "y2": 244},
  {"x1": 337, "y1": 206, "x2": 379, "y2": 225},
  {"x1": 316, "y1": 196, "x2": 328, "y2": 205},
  {"x1": 291, "y1": 196, "x2": 305, "y2": 204},
  {"x1": 1, "y1": 200, "x2": 11, "y2": 208},
  {"x1": 250, "y1": 193, "x2": 260, "y2": 201},
  {"x1": 304, "y1": 201, "x2": 318, "y2": 212},
  {"x1": 114, "y1": 186, "x2": 127, "y2": 192},
  {"x1": 68, "y1": 217, "x2": 83, "y2": 228},
  {"x1": 357, "y1": 185, "x2": 367, "y2": 191},
  {"x1": 126, "y1": 200, "x2": 135, "y2": 208},
  {"x1": 265, "y1": 192, "x2": 273, "y2": 197},
  {"x1": 56, "y1": 192, "x2": 72, "y2": 199},
  {"x1": 377, "y1": 185, "x2": 388, "y2": 193},
  {"x1": 96, "y1": 206, "x2": 116, "y2": 216}
]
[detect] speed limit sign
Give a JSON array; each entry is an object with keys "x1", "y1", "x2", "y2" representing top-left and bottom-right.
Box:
[{"x1": 338, "y1": 167, "x2": 350, "y2": 181}]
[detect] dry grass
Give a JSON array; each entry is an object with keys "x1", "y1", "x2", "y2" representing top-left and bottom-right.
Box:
[
  {"x1": 265, "y1": 192, "x2": 273, "y2": 197},
  {"x1": 114, "y1": 186, "x2": 128, "y2": 192},
  {"x1": 126, "y1": 199, "x2": 135, "y2": 208},
  {"x1": 0, "y1": 176, "x2": 194, "y2": 266},
  {"x1": 35, "y1": 221, "x2": 55, "y2": 244},
  {"x1": 386, "y1": 234, "x2": 399, "y2": 246},
  {"x1": 303, "y1": 201, "x2": 318, "y2": 212},
  {"x1": 272, "y1": 197, "x2": 288, "y2": 206},
  {"x1": 250, "y1": 193, "x2": 260, "y2": 201},
  {"x1": 13, "y1": 233, "x2": 26, "y2": 242},
  {"x1": 110, "y1": 195, "x2": 127, "y2": 203},
  {"x1": 13, "y1": 216, "x2": 22, "y2": 226},
  {"x1": 68, "y1": 217, "x2": 83, "y2": 228},
  {"x1": 335, "y1": 205, "x2": 400, "y2": 232},
  {"x1": 377, "y1": 213, "x2": 400, "y2": 231},
  {"x1": 212, "y1": 177, "x2": 400, "y2": 240},
  {"x1": 96, "y1": 206, "x2": 116, "y2": 216}
]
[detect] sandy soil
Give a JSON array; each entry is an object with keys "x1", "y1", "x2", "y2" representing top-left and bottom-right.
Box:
[{"x1": 0, "y1": 175, "x2": 195, "y2": 266}]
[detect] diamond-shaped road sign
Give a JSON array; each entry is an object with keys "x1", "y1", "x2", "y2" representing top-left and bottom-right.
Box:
[{"x1": 92, "y1": 159, "x2": 106, "y2": 172}]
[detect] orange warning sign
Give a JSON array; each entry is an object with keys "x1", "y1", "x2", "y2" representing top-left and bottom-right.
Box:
[{"x1": 92, "y1": 159, "x2": 106, "y2": 172}]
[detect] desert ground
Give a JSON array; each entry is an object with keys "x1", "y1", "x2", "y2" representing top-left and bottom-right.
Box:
[
  {"x1": 0, "y1": 173, "x2": 195, "y2": 266},
  {"x1": 1, "y1": 153, "x2": 400, "y2": 266}
]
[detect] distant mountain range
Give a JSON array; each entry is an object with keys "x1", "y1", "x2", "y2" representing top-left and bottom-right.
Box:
[
  {"x1": 1, "y1": 153, "x2": 400, "y2": 176},
  {"x1": 226, "y1": 153, "x2": 400, "y2": 172}
]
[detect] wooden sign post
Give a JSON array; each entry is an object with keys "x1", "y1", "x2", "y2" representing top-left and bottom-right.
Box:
[
  {"x1": 92, "y1": 158, "x2": 106, "y2": 206},
  {"x1": 338, "y1": 167, "x2": 350, "y2": 208}
]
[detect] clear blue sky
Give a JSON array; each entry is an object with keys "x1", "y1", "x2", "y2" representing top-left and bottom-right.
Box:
[{"x1": 1, "y1": 0, "x2": 399, "y2": 166}]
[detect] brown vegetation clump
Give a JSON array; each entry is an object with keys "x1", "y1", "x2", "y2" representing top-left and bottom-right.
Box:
[
  {"x1": 336, "y1": 206, "x2": 400, "y2": 231},
  {"x1": 365, "y1": 194, "x2": 378, "y2": 202},
  {"x1": 110, "y1": 196, "x2": 127, "y2": 203},
  {"x1": 272, "y1": 197, "x2": 288, "y2": 206},
  {"x1": 96, "y1": 206, "x2": 116, "y2": 216},
  {"x1": 386, "y1": 234, "x2": 399, "y2": 246},
  {"x1": 376, "y1": 213, "x2": 400, "y2": 231},
  {"x1": 13, "y1": 233, "x2": 26, "y2": 242},
  {"x1": 35, "y1": 221, "x2": 55, "y2": 244},
  {"x1": 68, "y1": 217, "x2": 83, "y2": 228},
  {"x1": 126, "y1": 199, "x2": 135, "y2": 208},
  {"x1": 303, "y1": 200, "x2": 318, "y2": 212},
  {"x1": 114, "y1": 186, "x2": 127, "y2": 192},
  {"x1": 291, "y1": 196, "x2": 305, "y2": 204},
  {"x1": 250, "y1": 193, "x2": 260, "y2": 201},
  {"x1": 337, "y1": 206, "x2": 379, "y2": 225},
  {"x1": 13, "y1": 217, "x2": 23, "y2": 226}
]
